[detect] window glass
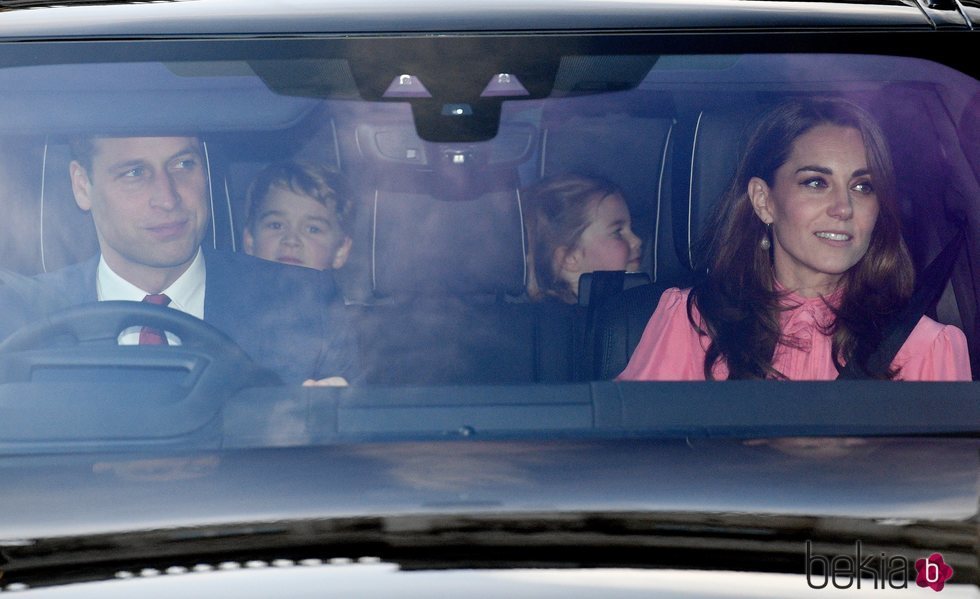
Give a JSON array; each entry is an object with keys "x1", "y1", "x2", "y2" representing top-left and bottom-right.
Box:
[{"x1": 0, "y1": 48, "x2": 975, "y2": 446}]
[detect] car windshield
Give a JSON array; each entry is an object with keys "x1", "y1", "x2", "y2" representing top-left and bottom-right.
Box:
[{"x1": 0, "y1": 12, "x2": 977, "y2": 595}]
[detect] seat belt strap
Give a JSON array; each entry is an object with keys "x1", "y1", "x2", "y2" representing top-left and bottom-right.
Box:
[{"x1": 837, "y1": 226, "x2": 965, "y2": 379}]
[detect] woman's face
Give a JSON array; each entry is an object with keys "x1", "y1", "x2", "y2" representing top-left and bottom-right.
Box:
[
  {"x1": 559, "y1": 192, "x2": 642, "y2": 294},
  {"x1": 749, "y1": 124, "x2": 879, "y2": 296}
]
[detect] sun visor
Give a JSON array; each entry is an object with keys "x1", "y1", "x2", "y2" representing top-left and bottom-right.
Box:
[{"x1": 0, "y1": 61, "x2": 320, "y2": 135}]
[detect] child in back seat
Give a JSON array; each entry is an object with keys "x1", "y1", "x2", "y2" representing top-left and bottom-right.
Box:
[
  {"x1": 243, "y1": 161, "x2": 355, "y2": 271},
  {"x1": 523, "y1": 174, "x2": 642, "y2": 304},
  {"x1": 243, "y1": 161, "x2": 358, "y2": 388}
]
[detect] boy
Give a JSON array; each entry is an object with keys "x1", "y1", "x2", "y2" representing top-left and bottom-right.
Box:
[{"x1": 243, "y1": 161, "x2": 354, "y2": 271}]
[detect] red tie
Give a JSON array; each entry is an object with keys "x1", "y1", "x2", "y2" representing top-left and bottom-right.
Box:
[{"x1": 139, "y1": 293, "x2": 172, "y2": 346}]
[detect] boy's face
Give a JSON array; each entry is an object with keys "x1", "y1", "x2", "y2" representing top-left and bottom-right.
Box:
[{"x1": 244, "y1": 185, "x2": 351, "y2": 270}]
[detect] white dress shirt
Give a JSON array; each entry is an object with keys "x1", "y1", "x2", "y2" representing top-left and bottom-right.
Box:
[{"x1": 96, "y1": 249, "x2": 206, "y2": 345}]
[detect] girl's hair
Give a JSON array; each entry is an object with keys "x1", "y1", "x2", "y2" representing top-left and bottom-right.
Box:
[
  {"x1": 689, "y1": 97, "x2": 914, "y2": 379},
  {"x1": 523, "y1": 174, "x2": 624, "y2": 304},
  {"x1": 245, "y1": 161, "x2": 354, "y2": 235}
]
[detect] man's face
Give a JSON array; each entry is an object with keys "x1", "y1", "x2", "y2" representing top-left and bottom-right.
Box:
[{"x1": 70, "y1": 137, "x2": 210, "y2": 289}]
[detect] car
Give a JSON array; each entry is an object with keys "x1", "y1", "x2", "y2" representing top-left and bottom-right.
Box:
[{"x1": 0, "y1": 0, "x2": 977, "y2": 596}]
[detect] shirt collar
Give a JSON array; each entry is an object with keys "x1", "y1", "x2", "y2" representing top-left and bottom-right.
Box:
[{"x1": 96, "y1": 248, "x2": 206, "y2": 319}]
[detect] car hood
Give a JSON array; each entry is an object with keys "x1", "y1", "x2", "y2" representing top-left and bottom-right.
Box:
[{"x1": 2, "y1": 437, "x2": 977, "y2": 587}]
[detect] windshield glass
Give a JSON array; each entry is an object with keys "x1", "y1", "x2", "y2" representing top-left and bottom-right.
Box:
[
  {"x1": 0, "y1": 27, "x2": 977, "y2": 595},
  {"x1": 0, "y1": 45, "x2": 975, "y2": 443},
  {"x1": 0, "y1": 41, "x2": 976, "y2": 438},
  {"x1": 1, "y1": 43, "x2": 975, "y2": 383}
]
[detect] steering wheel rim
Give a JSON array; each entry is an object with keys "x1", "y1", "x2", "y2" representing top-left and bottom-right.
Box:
[
  {"x1": 0, "y1": 301, "x2": 282, "y2": 385},
  {"x1": 2, "y1": 301, "x2": 232, "y2": 349}
]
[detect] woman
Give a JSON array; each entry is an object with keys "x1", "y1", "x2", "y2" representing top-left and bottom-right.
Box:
[
  {"x1": 524, "y1": 174, "x2": 642, "y2": 304},
  {"x1": 619, "y1": 98, "x2": 970, "y2": 381}
]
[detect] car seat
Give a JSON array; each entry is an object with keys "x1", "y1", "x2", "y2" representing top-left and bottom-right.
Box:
[{"x1": 342, "y1": 115, "x2": 602, "y2": 384}]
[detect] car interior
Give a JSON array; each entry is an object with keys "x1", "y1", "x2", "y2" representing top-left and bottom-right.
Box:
[
  {"x1": 0, "y1": 46, "x2": 977, "y2": 452},
  {"x1": 1, "y1": 50, "x2": 977, "y2": 384}
]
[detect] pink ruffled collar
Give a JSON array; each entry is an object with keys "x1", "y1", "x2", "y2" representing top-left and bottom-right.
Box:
[
  {"x1": 775, "y1": 281, "x2": 844, "y2": 308},
  {"x1": 775, "y1": 282, "x2": 843, "y2": 339}
]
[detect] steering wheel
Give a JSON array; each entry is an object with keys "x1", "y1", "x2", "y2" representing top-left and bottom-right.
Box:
[{"x1": 0, "y1": 301, "x2": 282, "y2": 387}]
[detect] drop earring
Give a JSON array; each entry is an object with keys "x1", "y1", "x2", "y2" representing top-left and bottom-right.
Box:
[{"x1": 760, "y1": 223, "x2": 772, "y2": 250}]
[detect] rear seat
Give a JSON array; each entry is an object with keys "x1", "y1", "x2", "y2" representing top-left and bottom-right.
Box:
[
  {"x1": 537, "y1": 94, "x2": 677, "y2": 378},
  {"x1": 343, "y1": 96, "x2": 688, "y2": 385},
  {"x1": 539, "y1": 92, "x2": 675, "y2": 282},
  {"x1": 346, "y1": 155, "x2": 587, "y2": 384},
  {"x1": 235, "y1": 116, "x2": 630, "y2": 393}
]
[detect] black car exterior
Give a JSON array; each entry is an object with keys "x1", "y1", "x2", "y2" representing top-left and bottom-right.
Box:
[{"x1": 0, "y1": 0, "x2": 977, "y2": 595}]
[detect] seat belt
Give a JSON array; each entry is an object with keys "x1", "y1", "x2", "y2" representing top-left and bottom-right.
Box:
[
  {"x1": 837, "y1": 226, "x2": 966, "y2": 379},
  {"x1": 579, "y1": 270, "x2": 652, "y2": 379}
]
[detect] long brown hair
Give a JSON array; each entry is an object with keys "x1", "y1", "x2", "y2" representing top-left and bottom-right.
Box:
[{"x1": 689, "y1": 98, "x2": 914, "y2": 379}]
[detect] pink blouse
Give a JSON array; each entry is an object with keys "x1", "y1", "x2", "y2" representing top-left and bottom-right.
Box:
[{"x1": 617, "y1": 287, "x2": 972, "y2": 381}]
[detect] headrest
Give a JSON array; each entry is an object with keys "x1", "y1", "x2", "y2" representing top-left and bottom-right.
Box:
[
  {"x1": 0, "y1": 138, "x2": 47, "y2": 274},
  {"x1": 674, "y1": 105, "x2": 765, "y2": 270},
  {"x1": 541, "y1": 96, "x2": 673, "y2": 228},
  {"x1": 353, "y1": 115, "x2": 533, "y2": 297},
  {"x1": 540, "y1": 104, "x2": 673, "y2": 282},
  {"x1": 38, "y1": 140, "x2": 226, "y2": 275},
  {"x1": 39, "y1": 142, "x2": 100, "y2": 273},
  {"x1": 371, "y1": 183, "x2": 526, "y2": 297},
  {"x1": 961, "y1": 92, "x2": 980, "y2": 180}
]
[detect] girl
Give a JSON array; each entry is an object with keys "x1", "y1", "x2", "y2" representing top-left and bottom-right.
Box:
[{"x1": 524, "y1": 174, "x2": 642, "y2": 304}]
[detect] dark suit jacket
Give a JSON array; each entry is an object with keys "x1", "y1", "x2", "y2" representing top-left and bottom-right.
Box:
[{"x1": 19, "y1": 250, "x2": 357, "y2": 384}]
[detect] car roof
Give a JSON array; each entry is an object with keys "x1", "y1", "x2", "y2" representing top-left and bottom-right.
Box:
[{"x1": 0, "y1": 0, "x2": 958, "y2": 39}]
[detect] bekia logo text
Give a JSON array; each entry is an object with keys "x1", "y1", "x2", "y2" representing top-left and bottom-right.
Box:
[{"x1": 805, "y1": 541, "x2": 954, "y2": 591}]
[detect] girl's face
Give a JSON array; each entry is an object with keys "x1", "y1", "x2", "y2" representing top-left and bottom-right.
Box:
[
  {"x1": 559, "y1": 193, "x2": 642, "y2": 294},
  {"x1": 749, "y1": 124, "x2": 879, "y2": 297},
  {"x1": 244, "y1": 185, "x2": 351, "y2": 270}
]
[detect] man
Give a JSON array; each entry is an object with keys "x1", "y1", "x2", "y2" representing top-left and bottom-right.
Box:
[{"x1": 28, "y1": 135, "x2": 355, "y2": 384}]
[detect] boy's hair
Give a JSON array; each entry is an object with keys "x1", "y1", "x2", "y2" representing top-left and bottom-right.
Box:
[
  {"x1": 245, "y1": 161, "x2": 355, "y2": 236},
  {"x1": 523, "y1": 174, "x2": 624, "y2": 303}
]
